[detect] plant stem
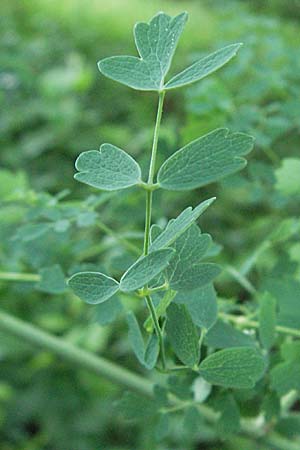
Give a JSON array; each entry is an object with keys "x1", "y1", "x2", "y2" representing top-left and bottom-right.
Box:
[
  {"x1": 0, "y1": 309, "x2": 153, "y2": 397},
  {"x1": 220, "y1": 312, "x2": 300, "y2": 338},
  {"x1": 225, "y1": 265, "x2": 257, "y2": 295},
  {"x1": 0, "y1": 272, "x2": 40, "y2": 282},
  {"x1": 97, "y1": 220, "x2": 140, "y2": 255}
]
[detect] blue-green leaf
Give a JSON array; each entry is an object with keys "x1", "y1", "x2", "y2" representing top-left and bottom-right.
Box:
[
  {"x1": 98, "y1": 12, "x2": 187, "y2": 91},
  {"x1": 165, "y1": 43, "x2": 242, "y2": 90},
  {"x1": 166, "y1": 303, "x2": 199, "y2": 367},
  {"x1": 150, "y1": 198, "x2": 215, "y2": 252},
  {"x1": 74, "y1": 144, "x2": 141, "y2": 191},
  {"x1": 37, "y1": 264, "x2": 67, "y2": 294},
  {"x1": 205, "y1": 319, "x2": 256, "y2": 349},
  {"x1": 120, "y1": 248, "x2": 175, "y2": 292},
  {"x1": 127, "y1": 312, "x2": 159, "y2": 369},
  {"x1": 259, "y1": 292, "x2": 277, "y2": 350},
  {"x1": 158, "y1": 128, "x2": 254, "y2": 191},
  {"x1": 68, "y1": 272, "x2": 119, "y2": 304},
  {"x1": 199, "y1": 347, "x2": 266, "y2": 389}
]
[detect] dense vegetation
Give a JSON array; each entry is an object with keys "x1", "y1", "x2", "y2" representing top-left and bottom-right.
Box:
[{"x1": 1, "y1": 1, "x2": 300, "y2": 449}]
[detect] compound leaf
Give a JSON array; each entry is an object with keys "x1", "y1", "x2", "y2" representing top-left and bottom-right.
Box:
[
  {"x1": 166, "y1": 303, "x2": 199, "y2": 367},
  {"x1": 98, "y1": 12, "x2": 187, "y2": 91},
  {"x1": 120, "y1": 248, "x2": 175, "y2": 292},
  {"x1": 199, "y1": 347, "x2": 266, "y2": 389},
  {"x1": 158, "y1": 128, "x2": 254, "y2": 191},
  {"x1": 150, "y1": 198, "x2": 215, "y2": 252},
  {"x1": 74, "y1": 144, "x2": 141, "y2": 191},
  {"x1": 165, "y1": 43, "x2": 242, "y2": 90},
  {"x1": 68, "y1": 272, "x2": 119, "y2": 304}
]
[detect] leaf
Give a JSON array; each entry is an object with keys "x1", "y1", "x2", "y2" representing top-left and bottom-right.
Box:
[
  {"x1": 205, "y1": 319, "x2": 255, "y2": 349},
  {"x1": 165, "y1": 43, "x2": 242, "y2": 89},
  {"x1": 127, "y1": 312, "x2": 158, "y2": 369},
  {"x1": 37, "y1": 264, "x2": 67, "y2": 294},
  {"x1": 116, "y1": 391, "x2": 155, "y2": 421},
  {"x1": 98, "y1": 12, "x2": 187, "y2": 91},
  {"x1": 270, "y1": 361, "x2": 300, "y2": 395},
  {"x1": 199, "y1": 347, "x2": 266, "y2": 389},
  {"x1": 258, "y1": 292, "x2": 277, "y2": 350},
  {"x1": 158, "y1": 128, "x2": 254, "y2": 190},
  {"x1": 92, "y1": 296, "x2": 123, "y2": 326},
  {"x1": 149, "y1": 198, "x2": 215, "y2": 252},
  {"x1": 74, "y1": 143, "x2": 141, "y2": 191},
  {"x1": 166, "y1": 303, "x2": 199, "y2": 367},
  {"x1": 120, "y1": 248, "x2": 175, "y2": 292},
  {"x1": 215, "y1": 393, "x2": 240, "y2": 437},
  {"x1": 175, "y1": 284, "x2": 217, "y2": 330},
  {"x1": 275, "y1": 158, "x2": 300, "y2": 196},
  {"x1": 68, "y1": 272, "x2": 119, "y2": 304},
  {"x1": 165, "y1": 224, "x2": 220, "y2": 291},
  {"x1": 13, "y1": 223, "x2": 51, "y2": 242}
]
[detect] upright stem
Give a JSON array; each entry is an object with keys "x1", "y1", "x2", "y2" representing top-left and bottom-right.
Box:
[{"x1": 143, "y1": 90, "x2": 166, "y2": 368}]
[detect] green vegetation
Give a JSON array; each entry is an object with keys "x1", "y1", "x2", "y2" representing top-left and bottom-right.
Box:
[{"x1": 1, "y1": 1, "x2": 300, "y2": 449}]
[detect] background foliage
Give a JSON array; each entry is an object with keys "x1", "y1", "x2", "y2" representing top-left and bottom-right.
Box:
[{"x1": 1, "y1": 0, "x2": 300, "y2": 449}]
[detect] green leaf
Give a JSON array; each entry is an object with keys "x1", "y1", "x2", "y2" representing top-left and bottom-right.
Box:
[
  {"x1": 14, "y1": 223, "x2": 51, "y2": 242},
  {"x1": 165, "y1": 224, "x2": 220, "y2": 291},
  {"x1": 68, "y1": 272, "x2": 119, "y2": 304},
  {"x1": 74, "y1": 143, "x2": 141, "y2": 191},
  {"x1": 158, "y1": 128, "x2": 254, "y2": 191},
  {"x1": 127, "y1": 312, "x2": 158, "y2": 369},
  {"x1": 165, "y1": 43, "x2": 242, "y2": 90},
  {"x1": 275, "y1": 158, "x2": 300, "y2": 196},
  {"x1": 37, "y1": 264, "x2": 67, "y2": 294},
  {"x1": 215, "y1": 393, "x2": 240, "y2": 437},
  {"x1": 98, "y1": 12, "x2": 187, "y2": 91},
  {"x1": 149, "y1": 198, "x2": 215, "y2": 252},
  {"x1": 205, "y1": 319, "x2": 255, "y2": 349},
  {"x1": 166, "y1": 303, "x2": 199, "y2": 367},
  {"x1": 199, "y1": 347, "x2": 266, "y2": 389},
  {"x1": 92, "y1": 296, "x2": 123, "y2": 326},
  {"x1": 120, "y1": 248, "x2": 175, "y2": 292},
  {"x1": 116, "y1": 391, "x2": 155, "y2": 421},
  {"x1": 175, "y1": 284, "x2": 217, "y2": 330},
  {"x1": 259, "y1": 292, "x2": 277, "y2": 350},
  {"x1": 270, "y1": 361, "x2": 300, "y2": 395}
]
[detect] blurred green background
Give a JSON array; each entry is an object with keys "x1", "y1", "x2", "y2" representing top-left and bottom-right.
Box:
[{"x1": 1, "y1": 0, "x2": 300, "y2": 449}]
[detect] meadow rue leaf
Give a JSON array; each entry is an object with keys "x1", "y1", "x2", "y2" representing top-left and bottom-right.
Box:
[
  {"x1": 166, "y1": 303, "x2": 199, "y2": 367},
  {"x1": 74, "y1": 143, "x2": 141, "y2": 191},
  {"x1": 165, "y1": 43, "x2": 242, "y2": 89},
  {"x1": 215, "y1": 393, "x2": 240, "y2": 437},
  {"x1": 68, "y1": 272, "x2": 119, "y2": 304},
  {"x1": 144, "y1": 290, "x2": 177, "y2": 333},
  {"x1": 259, "y1": 292, "x2": 277, "y2": 350},
  {"x1": 13, "y1": 223, "x2": 51, "y2": 242},
  {"x1": 149, "y1": 198, "x2": 215, "y2": 252},
  {"x1": 165, "y1": 224, "x2": 220, "y2": 291},
  {"x1": 205, "y1": 319, "x2": 255, "y2": 349},
  {"x1": 37, "y1": 264, "x2": 67, "y2": 294},
  {"x1": 199, "y1": 347, "x2": 266, "y2": 389},
  {"x1": 275, "y1": 158, "x2": 300, "y2": 196},
  {"x1": 92, "y1": 296, "x2": 123, "y2": 326},
  {"x1": 120, "y1": 248, "x2": 175, "y2": 292},
  {"x1": 98, "y1": 12, "x2": 188, "y2": 91},
  {"x1": 158, "y1": 128, "x2": 254, "y2": 190},
  {"x1": 127, "y1": 312, "x2": 159, "y2": 369},
  {"x1": 175, "y1": 284, "x2": 217, "y2": 330}
]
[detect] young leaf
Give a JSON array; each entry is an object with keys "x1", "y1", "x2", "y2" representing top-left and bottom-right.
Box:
[
  {"x1": 92, "y1": 296, "x2": 123, "y2": 326},
  {"x1": 165, "y1": 43, "x2": 242, "y2": 90},
  {"x1": 74, "y1": 144, "x2": 141, "y2": 191},
  {"x1": 158, "y1": 128, "x2": 254, "y2": 191},
  {"x1": 144, "y1": 334, "x2": 159, "y2": 370},
  {"x1": 166, "y1": 303, "x2": 199, "y2": 367},
  {"x1": 259, "y1": 292, "x2": 277, "y2": 350},
  {"x1": 205, "y1": 319, "x2": 255, "y2": 349},
  {"x1": 127, "y1": 312, "x2": 159, "y2": 369},
  {"x1": 98, "y1": 12, "x2": 187, "y2": 91},
  {"x1": 68, "y1": 272, "x2": 119, "y2": 304},
  {"x1": 175, "y1": 284, "x2": 217, "y2": 330},
  {"x1": 199, "y1": 347, "x2": 266, "y2": 389},
  {"x1": 149, "y1": 198, "x2": 215, "y2": 252},
  {"x1": 120, "y1": 248, "x2": 175, "y2": 292},
  {"x1": 37, "y1": 264, "x2": 67, "y2": 294}
]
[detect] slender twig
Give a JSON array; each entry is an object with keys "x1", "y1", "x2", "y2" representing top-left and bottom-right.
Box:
[{"x1": 0, "y1": 272, "x2": 40, "y2": 282}]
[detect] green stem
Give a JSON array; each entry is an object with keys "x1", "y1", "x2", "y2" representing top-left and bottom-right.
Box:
[
  {"x1": 148, "y1": 90, "x2": 165, "y2": 186},
  {"x1": 220, "y1": 312, "x2": 300, "y2": 338},
  {"x1": 0, "y1": 272, "x2": 40, "y2": 282},
  {"x1": 145, "y1": 295, "x2": 166, "y2": 370},
  {"x1": 225, "y1": 265, "x2": 257, "y2": 295},
  {"x1": 0, "y1": 309, "x2": 153, "y2": 397},
  {"x1": 97, "y1": 220, "x2": 140, "y2": 255}
]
